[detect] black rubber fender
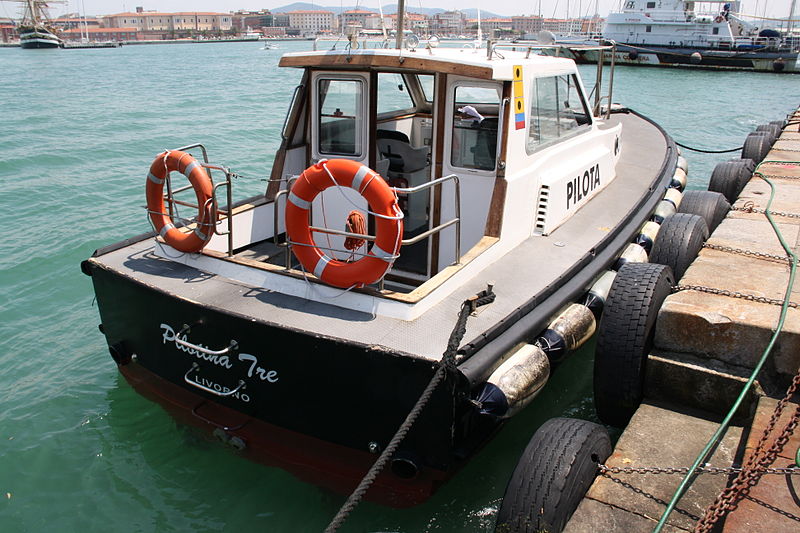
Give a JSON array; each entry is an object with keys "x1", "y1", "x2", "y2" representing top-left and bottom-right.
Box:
[
  {"x1": 494, "y1": 417, "x2": 611, "y2": 533},
  {"x1": 708, "y1": 158, "x2": 755, "y2": 204},
  {"x1": 593, "y1": 263, "x2": 674, "y2": 427},
  {"x1": 677, "y1": 190, "x2": 730, "y2": 233},
  {"x1": 741, "y1": 132, "x2": 772, "y2": 164},
  {"x1": 755, "y1": 123, "x2": 781, "y2": 143},
  {"x1": 648, "y1": 213, "x2": 708, "y2": 280}
]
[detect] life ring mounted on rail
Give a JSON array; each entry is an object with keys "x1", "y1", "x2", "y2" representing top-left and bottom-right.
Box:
[
  {"x1": 284, "y1": 159, "x2": 404, "y2": 289},
  {"x1": 145, "y1": 150, "x2": 215, "y2": 253}
]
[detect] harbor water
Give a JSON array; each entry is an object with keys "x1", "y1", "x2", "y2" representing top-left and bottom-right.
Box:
[{"x1": 0, "y1": 40, "x2": 796, "y2": 533}]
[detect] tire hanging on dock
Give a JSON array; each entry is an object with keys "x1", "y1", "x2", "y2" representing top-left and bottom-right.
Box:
[
  {"x1": 708, "y1": 159, "x2": 755, "y2": 204},
  {"x1": 494, "y1": 417, "x2": 611, "y2": 533},
  {"x1": 648, "y1": 213, "x2": 709, "y2": 279},
  {"x1": 677, "y1": 190, "x2": 730, "y2": 233},
  {"x1": 593, "y1": 262, "x2": 674, "y2": 427}
]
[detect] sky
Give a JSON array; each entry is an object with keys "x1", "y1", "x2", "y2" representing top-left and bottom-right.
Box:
[{"x1": 4, "y1": 0, "x2": 796, "y2": 21}]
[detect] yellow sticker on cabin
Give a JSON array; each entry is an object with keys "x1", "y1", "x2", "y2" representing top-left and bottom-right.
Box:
[
  {"x1": 513, "y1": 65, "x2": 523, "y2": 81},
  {"x1": 513, "y1": 79, "x2": 524, "y2": 98}
]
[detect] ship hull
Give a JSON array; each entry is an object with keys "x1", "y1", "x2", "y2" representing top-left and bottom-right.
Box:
[
  {"x1": 567, "y1": 43, "x2": 799, "y2": 72},
  {"x1": 85, "y1": 261, "x2": 483, "y2": 507}
]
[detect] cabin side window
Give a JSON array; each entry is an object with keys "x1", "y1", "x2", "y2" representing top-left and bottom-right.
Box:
[
  {"x1": 317, "y1": 78, "x2": 363, "y2": 157},
  {"x1": 377, "y1": 73, "x2": 415, "y2": 114},
  {"x1": 527, "y1": 74, "x2": 591, "y2": 153},
  {"x1": 450, "y1": 84, "x2": 501, "y2": 171}
]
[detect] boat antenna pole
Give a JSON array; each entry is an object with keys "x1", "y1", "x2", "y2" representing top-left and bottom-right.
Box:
[
  {"x1": 377, "y1": 1, "x2": 387, "y2": 40},
  {"x1": 395, "y1": 0, "x2": 405, "y2": 49}
]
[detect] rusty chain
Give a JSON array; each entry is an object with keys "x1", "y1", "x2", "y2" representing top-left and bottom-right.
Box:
[
  {"x1": 701, "y1": 243, "x2": 793, "y2": 264},
  {"x1": 692, "y1": 371, "x2": 800, "y2": 532},
  {"x1": 731, "y1": 202, "x2": 800, "y2": 219},
  {"x1": 598, "y1": 464, "x2": 800, "y2": 476},
  {"x1": 672, "y1": 284, "x2": 800, "y2": 309}
]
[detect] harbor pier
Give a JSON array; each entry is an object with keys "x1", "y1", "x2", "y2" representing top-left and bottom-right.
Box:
[{"x1": 566, "y1": 109, "x2": 800, "y2": 532}]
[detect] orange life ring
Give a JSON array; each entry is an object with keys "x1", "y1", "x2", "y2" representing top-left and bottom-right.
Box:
[
  {"x1": 714, "y1": 15, "x2": 724, "y2": 23},
  {"x1": 145, "y1": 150, "x2": 215, "y2": 253},
  {"x1": 285, "y1": 159, "x2": 404, "y2": 288}
]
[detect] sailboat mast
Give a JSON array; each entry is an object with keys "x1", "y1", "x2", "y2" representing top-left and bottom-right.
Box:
[
  {"x1": 395, "y1": 0, "x2": 405, "y2": 49},
  {"x1": 789, "y1": 0, "x2": 797, "y2": 36}
]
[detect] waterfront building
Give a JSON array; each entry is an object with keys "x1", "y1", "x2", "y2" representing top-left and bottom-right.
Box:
[
  {"x1": 102, "y1": 8, "x2": 232, "y2": 39},
  {"x1": 233, "y1": 9, "x2": 274, "y2": 32},
  {"x1": 60, "y1": 26, "x2": 137, "y2": 42},
  {"x1": 512, "y1": 15, "x2": 544, "y2": 35},
  {"x1": 429, "y1": 10, "x2": 466, "y2": 34},
  {"x1": 286, "y1": 10, "x2": 334, "y2": 34},
  {"x1": 340, "y1": 9, "x2": 373, "y2": 28},
  {"x1": 0, "y1": 16, "x2": 15, "y2": 42}
]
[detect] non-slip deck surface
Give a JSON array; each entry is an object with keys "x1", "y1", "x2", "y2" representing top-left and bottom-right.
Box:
[{"x1": 93, "y1": 112, "x2": 668, "y2": 361}]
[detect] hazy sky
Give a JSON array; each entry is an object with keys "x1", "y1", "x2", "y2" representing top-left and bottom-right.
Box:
[{"x1": 5, "y1": 1, "x2": 796, "y2": 21}]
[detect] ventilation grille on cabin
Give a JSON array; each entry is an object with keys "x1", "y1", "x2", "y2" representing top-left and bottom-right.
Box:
[{"x1": 534, "y1": 185, "x2": 549, "y2": 234}]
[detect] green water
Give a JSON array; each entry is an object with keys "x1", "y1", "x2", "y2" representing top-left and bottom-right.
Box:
[{"x1": 0, "y1": 40, "x2": 796, "y2": 532}]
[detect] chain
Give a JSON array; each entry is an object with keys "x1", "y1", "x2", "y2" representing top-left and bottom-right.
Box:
[
  {"x1": 731, "y1": 204, "x2": 800, "y2": 219},
  {"x1": 693, "y1": 371, "x2": 800, "y2": 532},
  {"x1": 701, "y1": 243, "x2": 793, "y2": 264},
  {"x1": 673, "y1": 284, "x2": 800, "y2": 309},
  {"x1": 598, "y1": 464, "x2": 800, "y2": 476}
]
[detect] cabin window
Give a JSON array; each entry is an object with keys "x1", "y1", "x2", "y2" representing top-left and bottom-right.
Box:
[
  {"x1": 377, "y1": 73, "x2": 414, "y2": 114},
  {"x1": 646, "y1": 25, "x2": 652, "y2": 32},
  {"x1": 450, "y1": 85, "x2": 501, "y2": 171},
  {"x1": 418, "y1": 74, "x2": 434, "y2": 102},
  {"x1": 317, "y1": 78, "x2": 363, "y2": 157},
  {"x1": 646, "y1": 2, "x2": 656, "y2": 8},
  {"x1": 624, "y1": 1, "x2": 635, "y2": 7},
  {"x1": 712, "y1": 27, "x2": 719, "y2": 34},
  {"x1": 527, "y1": 74, "x2": 591, "y2": 153}
]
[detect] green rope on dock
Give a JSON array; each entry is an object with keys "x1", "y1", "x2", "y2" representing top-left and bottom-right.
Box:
[{"x1": 652, "y1": 160, "x2": 799, "y2": 533}]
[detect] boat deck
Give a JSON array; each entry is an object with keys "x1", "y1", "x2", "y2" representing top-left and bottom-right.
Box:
[{"x1": 91, "y1": 111, "x2": 670, "y2": 364}]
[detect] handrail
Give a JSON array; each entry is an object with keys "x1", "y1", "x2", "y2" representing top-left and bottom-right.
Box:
[
  {"x1": 274, "y1": 173, "x2": 463, "y2": 277},
  {"x1": 151, "y1": 144, "x2": 236, "y2": 257}
]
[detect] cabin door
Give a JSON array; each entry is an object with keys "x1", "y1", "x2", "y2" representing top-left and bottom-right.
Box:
[
  {"x1": 439, "y1": 76, "x2": 503, "y2": 269},
  {"x1": 308, "y1": 71, "x2": 371, "y2": 261}
]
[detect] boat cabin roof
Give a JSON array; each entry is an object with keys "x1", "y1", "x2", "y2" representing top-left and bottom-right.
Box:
[{"x1": 278, "y1": 48, "x2": 580, "y2": 80}]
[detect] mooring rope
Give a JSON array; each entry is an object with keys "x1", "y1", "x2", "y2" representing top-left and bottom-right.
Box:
[
  {"x1": 324, "y1": 288, "x2": 496, "y2": 533},
  {"x1": 674, "y1": 141, "x2": 743, "y2": 154}
]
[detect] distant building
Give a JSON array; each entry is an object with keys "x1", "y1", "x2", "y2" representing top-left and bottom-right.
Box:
[
  {"x1": 233, "y1": 9, "x2": 274, "y2": 32},
  {"x1": 52, "y1": 14, "x2": 102, "y2": 30},
  {"x1": 511, "y1": 15, "x2": 544, "y2": 35},
  {"x1": 340, "y1": 9, "x2": 374, "y2": 30},
  {"x1": 286, "y1": 10, "x2": 334, "y2": 34},
  {"x1": 273, "y1": 14, "x2": 290, "y2": 28},
  {"x1": 102, "y1": 9, "x2": 233, "y2": 39},
  {"x1": 61, "y1": 27, "x2": 138, "y2": 42},
  {"x1": 429, "y1": 10, "x2": 466, "y2": 35},
  {"x1": 0, "y1": 17, "x2": 15, "y2": 43}
]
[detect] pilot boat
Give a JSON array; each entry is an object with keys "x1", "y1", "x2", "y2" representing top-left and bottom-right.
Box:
[{"x1": 82, "y1": 40, "x2": 686, "y2": 509}]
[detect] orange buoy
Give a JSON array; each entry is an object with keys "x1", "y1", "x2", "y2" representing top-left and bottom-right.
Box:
[
  {"x1": 285, "y1": 159, "x2": 403, "y2": 288},
  {"x1": 145, "y1": 150, "x2": 215, "y2": 253}
]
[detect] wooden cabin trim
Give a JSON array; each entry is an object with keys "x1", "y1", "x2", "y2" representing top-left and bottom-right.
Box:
[
  {"x1": 267, "y1": 71, "x2": 309, "y2": 201},
  {"x1": 279, "y1": 54, "x2": 494, "y2": 80},
  {"x1": 201, "y1": 235, "x2": 499, "y2": 304},
  {"x1": 430, "y1": 72, "x2": 448, "y2": 275}
]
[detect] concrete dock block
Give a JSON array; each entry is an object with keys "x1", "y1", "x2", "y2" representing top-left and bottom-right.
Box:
[
  {"x1": 565, "y1": 403, "x2": 743, "y2": 532},
  {"x1": 645, "y1": 352, "x2": 761, "y2": 420}
]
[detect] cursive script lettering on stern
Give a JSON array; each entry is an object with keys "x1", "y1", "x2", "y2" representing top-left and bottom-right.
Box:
[
  {"x1": 239, "y1": 353, "x2": 279, "y2": 383},
  {"x1": 160, "y1": 323, "x2": 233, "y2": 369}
]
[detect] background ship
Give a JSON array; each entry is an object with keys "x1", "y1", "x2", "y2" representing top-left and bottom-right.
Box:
[{"x1": 12, "y1": 0, "x2": 62, "y2": 48}]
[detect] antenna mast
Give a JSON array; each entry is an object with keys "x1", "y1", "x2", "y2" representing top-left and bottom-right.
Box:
[{"x1": 395, "y1": 0, "x2": 405, "y2": 49}]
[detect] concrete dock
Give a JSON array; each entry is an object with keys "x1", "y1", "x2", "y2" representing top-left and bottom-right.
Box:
[{"x1": 566, "y1": 110, "x2": 800, "y2": 532}]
